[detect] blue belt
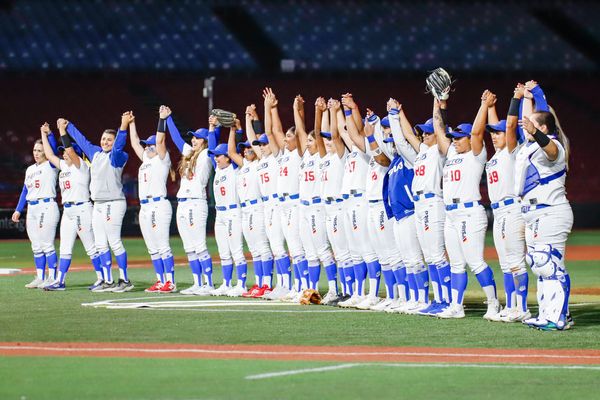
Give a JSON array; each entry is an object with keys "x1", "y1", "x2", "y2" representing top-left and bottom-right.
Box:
[
  {"x1": 324, "y1": 198, "x2": 344, "y2": 204},
  {"x1": 64, "y1": 201, "x2": 87, "y2": 208},
  {"x1": 261, "y1": 194, "x2": 279, "y2": 202},
  {"x1": 413, "y1": 192, "x2": 436, "y2": 202},
  {"x1": 342, "y1": 193, "x2": 363, "y2": 199},
  {"x1": 28, "y1": 198, "x2": 54, "y2": 205},
  {"x1": 369, "y1": 199, "x2": 383, "y2": 203},
  {"x1": 300, "y1": 198, "x2": 322, "y2": 206},
  {"x1": 140, "y1": 196, "x2": 165, "y2": 205},
  {"x1": 216, "y1": 204, "x2": 238, "y2": 211},
  {"x1": 491, "y1": 198, "x2": 517, "y2": 210},
  {"x1": 521, "y1": 204, "x2": 549, "y2": 213},
  {"x1": 279, "y1": 193, "x2": 300, "y2": 202},
  {"x1": 240, "y1": 199, "x2": 260, "y2": 208},
  {"x1": 445, "y1": 201, "x2": 481, "y2": 211}
]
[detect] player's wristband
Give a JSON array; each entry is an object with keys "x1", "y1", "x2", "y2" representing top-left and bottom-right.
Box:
[
  {"x1": 508, "y1": 98, "x2": 520, "y2": 117},
  {"x1": 389, "y1": 108, "x2": 400, "y2": 115},
  {"x1": 532, "y1": 129, "x2": 551, "y2": 147},
  {"x1": 440, "y1": 108, "x2": 448, "y2": 127},
  {"x1": 252, "y1": 120, "x2": 263, "y2": 136},
  {"x1": 344, "y1": 109, "x2": 352, "y2": 117},
  {"x1": 60, "y1": 133, "x2": 72, "y2": 148},
  {"x1": 157, "y1": 118, "x2": 167, "y2": 133},
  {"x1": 366, "y1": 135, "x2": 376, "y2": 144}
]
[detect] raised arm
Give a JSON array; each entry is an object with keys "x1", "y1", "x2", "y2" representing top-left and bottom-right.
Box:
[
  {"x1": 40, "y1": 123, "x2": 61, "y2": 168},
  {"x1": 433, "y1": 99, "x2": 451, "y2": 156},
  {"x1": 245, "y1": 104, "x2": 262, "y2": 158},
  {"x1": 110, "y1": 111, "x2": 131, "y2": 168},
  {"x1": 128, "y1": 114, "x2": 145, "y2": 162},
  {"x1": 505, "y1": 84, "x2": 523, "y2": 153},
  {"x1": 227, "y1": 123, "x2": 244, "y2": 166},
  {"x1": 341, "y1": 96, "x2": 366, "y2": 152},
  {"x1": 487, "y1": 92, "x2": 499, "y2": 125},
  {"x1": 164, "y1": 107, "x2": 186, "y2": 154},
  {"x1": 364, "y1": 116, "x2": 390, "y2": 167},
  {"x1": 471, "y1": 90, "x2": 492, "y2": 156},
  {"x1": 526, "y1": 80, "x2": 549, "y2": 112},
  {"x1": 156, "y1": 106, "x2": 168, "y2": 160},
  {"x1": 328, "y1": 99, "x2": 347, "y2": 158},
  {"x1": 57, "y1": 119, "x2": 81, "y2": 169},
  {"x1": 293, "y1": 95, "x2": 308, "y2": 155},
  {"x1": 314, "y1": 97, "x2": 327, "y2": 158},
  {"x1": 65, "y1": 120, "x2": 101, "y2": 160},
  {"x1": 342, "y1": 93, "x2": 364, "y2": 132},
  {"x1": 389, "y1": 99, "x2": 420, "y2": 153},
  {"x1": 263, "y1": 88, "x2": 283, "y2": 155}
]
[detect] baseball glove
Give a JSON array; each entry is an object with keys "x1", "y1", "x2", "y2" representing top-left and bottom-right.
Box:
[
  {"x1": 426, "y1": 67, "x2": 453, "y2": 100},
  {"x1": 299, "y1": 289, "x2": 322, "y2": 305},
  {"x1": 211, "y1": 109, "x2": 237, "y2": 128}
]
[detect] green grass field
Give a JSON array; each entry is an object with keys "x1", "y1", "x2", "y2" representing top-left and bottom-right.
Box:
[{"x1": 1, "y1": 231, "x2": 599, "y2": 399}]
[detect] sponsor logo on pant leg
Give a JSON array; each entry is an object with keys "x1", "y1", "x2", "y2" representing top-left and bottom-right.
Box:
[
  {"x1": 151, "y1": 211, "x2": 157, "y2": 229},
  {"x1": 106, "y1": 204, "x2": 112, "y2": 222},
  {"x1": 39, "y1": 212, "x2": 45, "y2": 229},
  {"x1": 461, "y1": 220, "x2": 467, "y2": 242},
  {"x1": 424, "y1": 210, "x2": 430, "y2": 231}
]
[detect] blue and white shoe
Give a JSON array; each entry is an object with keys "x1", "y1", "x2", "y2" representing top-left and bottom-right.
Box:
[
  {"x1": 536, "y1": 319, "x2": 567, "y2": 331},
  {"x1": 418, "y1": 301, "x2": 443, "y2": 316},
  {"x1": 44, "y1": 281, "x2": 66, "y2": 291},
  {"x1": 88, "y1": 279, "x2": 104, "y2": 291}
]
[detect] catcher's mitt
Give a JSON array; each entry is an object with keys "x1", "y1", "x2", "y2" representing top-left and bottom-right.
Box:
[
  {"x1": 211, "y1": 109, "x2": 237, "y2": 128},
  {"x1": 299, "y1": 289, "x2": 322, "y2": 305},
  {"x1": 425, "y1": 67, "x2": 453, "y2": 100}
]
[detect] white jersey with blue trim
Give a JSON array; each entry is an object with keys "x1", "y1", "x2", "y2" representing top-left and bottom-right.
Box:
[
  {"x1": 443, "y1": 145, "x2": 487, "y2": 205},
  {"x1": 90, "y1": 151, "x2": 125, "y2": 201},
  {"x1": 412, "y1": 143, "x2": 444, "y2": 197},
  {"x1": 25, "y1": 161, "x2": 57, "y2": 201},
  {"x1": 256, "y1": 153, "x2": 279, "y2": 199},
  {"x1": 139, "y1": 151, "x2": 171, "y2": 199},
  {"x1": 365, "y1": 156, "x2": 388, "y2": 201},
  {"x1": 237, "y1": 159, "x2": 261, "y2": 202},
  {"x1": 214, "y1": 164, "x2": 239, "y2": 208},
  {"x1": 276, "y1": 148, "x2": 301, "y2": 196},
  {"x1": 341, "y1": 146, "x2": 369, "y2": 195},
  {"x1": 176, "y1": 144, "x2": 212, "y2": 199},
  {"x1": 299, "y1": 151, "x2": 322, "y2": 201},
  {"x1": 486, "y1": 146, "x2": 519, "y2": 203},
  {"x1": 515, "y1": 138, "x2": 568, "y2": 206},
  {"x1": 58, "y1": 159, "x2": 90, "y2": 203},
  {"x1": 320, "y1": 151, "x2": 347, "y2": 200}
]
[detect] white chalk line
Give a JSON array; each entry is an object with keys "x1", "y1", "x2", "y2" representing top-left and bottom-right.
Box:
[{"x1": 245, "y1": 362, "x2": 600, "y2": 380}]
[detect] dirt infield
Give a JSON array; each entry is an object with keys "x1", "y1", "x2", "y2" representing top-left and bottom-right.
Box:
[{"x1": 2, "y1": 342, "x2": 600, "y2": 365}]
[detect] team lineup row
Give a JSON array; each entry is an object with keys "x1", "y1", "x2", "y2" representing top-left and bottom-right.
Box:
[{"x1": 14, "y1": 76, "x2": 573, "y2": 331}]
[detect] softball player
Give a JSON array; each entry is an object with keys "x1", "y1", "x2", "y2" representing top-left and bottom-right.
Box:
[
  {"x1": 483, "y1": 88, "x2": 530, "y2": 322},
  {"x1": 14, "y1": 130, "x2": 59, "y2": 289},
  {"x1": 244, "y1": 105, "x2": 289, "y2": 299},
  {"x1": 226, "y1": 120, "x2": 273, "y2": 298},
  {"x1": 38, "y1": 121, "x2": 101, "y2": 291},
  {"x1": 433, "y1": 98, "x2": 500, "y2": 319},
  {"x1": 210, "y1": 140, "x2": 248, "y2": 297},
  {"x1": 396, "y1": 101, "x2": 451, "y2": 315},
  {"x1": 164, "y1": 107, "x2": 216, "y2": 296},
  {"x1": 129, "y1": 108, "x2": 176, "y2": 293},
  {"x1": 296, "y1": 96, "x2": 335, "y2": 295},
  {"x1": 65, "y1": 112, "x2": 132, "y2": 293},
  {"x1": 518, "y1": 94, "x2": 572, "y2": 330}
]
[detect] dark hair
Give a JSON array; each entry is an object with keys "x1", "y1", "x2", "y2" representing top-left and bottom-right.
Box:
[
  {"x1": 533, "y1": 109, "x2": 570, "y2": 169},
  {"x1": 103, "y1": 129, "x2": 117, "y2": 136},
  {"x1": 307, "y1": 129, "x2": 316, "y2": 139},
  {"x1": 34, "y1": 139, "x2": 42, "y2": 145}
]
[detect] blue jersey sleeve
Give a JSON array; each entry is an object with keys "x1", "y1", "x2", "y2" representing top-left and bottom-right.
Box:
[
  {"x1": 47, "y1": 131, "x2": 59, "y2": 154},
  {"x1": 208, "y1": 129, "x2": 217, "y2": 169},
  {"x1": 110, "y1": 129, "x2": 129, "y2": 168},
  {"x1": 15, "y1": 185, "x2": 28, "y2": 213},
  {"x1": 166, "y1": 116, "x2": 186, "y2": 153},
  {"x1": 531, "y1": 86, "x2": 549, "y2": 112},
  {"x1": 66, "y1": 123, "x2": 101, "y2": 160},
  {"x1": 517, "y1": 100, "x2": 525, "y2": 144}
]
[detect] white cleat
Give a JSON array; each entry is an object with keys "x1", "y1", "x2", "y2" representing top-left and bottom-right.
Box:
[
  {"x1": 338, "y1": 294, "x2": 363, "y2": 308},
  {"x1": 501, "y1": 309, "x2": 532, "y2": 323},
  {"x1": 404, "y1": 301, "x2": 430, "y2": 315},
  {"x1": 180, "y1": 285, "x2": 201, "y2": 295},
  {"x1": 384, "y1": 299, "x2": 406, "y2": 313},
  {"x1": 437, "y1": 303, "x2": 466, "y2": 319},
  {"x1": 483, "y1": 299, "x2": 501, "y2": 321},
  {"x1": 226, "y1": 285, "x2": 246, "y2": 297},
  {"x1": 488, "y1": 306, "x2": 511, "y2": 322},
  {"x1": 355, "y1": 296, "x2": 381, "y2": 310},
  {"x1": 210, "y1": 284, "x2": 232, "y2": 296},
  {"x1": 320, "y1": 290, "x2": 341, "y2": 306},
  {"x1": 279, "y1": 290, "x2": 299, "y2": 303},
  {"x1": 194, "y1": 284, "x2": 215, "y2": 296},
  {"x1": 25, "y1": 277, "x2": 45, "y2": 289},
  {"x1": 269, "y1": 286, "x2": 291, "y2": 300},
  {"x1": 370, "y1": 298, "x2": 393, "y2": 312},
  {"x1": 37, "y1": 276, "x2": 55, "y2": 289}
]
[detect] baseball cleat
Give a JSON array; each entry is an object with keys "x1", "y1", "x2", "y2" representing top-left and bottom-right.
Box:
[
  {"x1": 92, "y1": 281, "x2": 117, "y2": 292},
  {"x1": 226, "y1": 285, "x2": 246, "y2": 297},
  {"x1": 25, "y1": 277, "x2": 45, "y2": 289},
  {"x1": 158, "y1": 281, "x2": 176, "y2": 293},
  {"x1": 194, "y1": 284, "x2": 215, "y2": 296},
  {"x1": 145, "y1": 281, "x2": 164, "y2": 293},
  {"x1": 112, "y1": 279, "x2": 135, "y2": 293},
  {"x1": 370, "y1": 298, "x2": 393, "y2": 311},
  {"x1": 565, "y1": 313, "x2": 575, "y2": 329},
  {"x1": 417, "y1": 301, "x2": 444, "y2": 316},
  {"x1": 180, "y1": 285, "x2": 200, "y2": 295},
  {"x1": 320, "y1": 290, "x2": 341, "y2": 306},
  {"x1": 338, "y1": 294, "x2": 363, "y2": 308},
  {"x1": 486, "y1": 306, "x2": 511, "y2": 322},
  {"x1": 355, "y1": 296, "x2": 381, "y2": 310},
  {"x1": 242, "y1": 284, "x2": 260, "y2": 298},
  {"x1": 437, "y1": 303, "x2": 465, "y2": 319},
  {"x1": 88, "y1": 279, "x2": 105, "y2": 291},
  {"x1": 483, "y1": 299, "x2": 501, "y2": 320},
  {"x1": 500, "y1": 308, "x2": 531, "y2": 323},
  {"x1": 44, "y1": 281, "x2": 66, "y2": 291},
  {"x1": 384, "y1": 299, "x2": 406, "y2": 313},
  {"x1": 267, "y1": 286, "x2": 290, "y2": 300},
  {"x1": 210, "y1": 284, "x2": 231, "y2": 296},
  {"x1": 404, "y1": 301, "x2": 429, "y2": 315},
  {"x1": 37, "y1": 276, "x2": 55, "y2": 289},
  {"x1": 253, "y1": 285, "x2": 272, "y2": 298}
]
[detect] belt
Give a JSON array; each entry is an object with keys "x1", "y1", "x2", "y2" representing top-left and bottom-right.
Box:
[
  {"x1": 28, "y1": 198, "x2": 54, "y2": 205},
  {"x1": 342, "y1": 193, "x2": 363, "y2": 199},
  {"x1": 445, "y1": 201, "x2": 481, "y2": 211},
  {"x1": 491, "y1": 198, "x2": 517, "y2": 210},
  {"x1": 177, "y1": 197, "x2": 200, "y2": 202},
  {"x1": 413, "y1": 192, "x2": 436, "y2": 202},
  {"x1": 240, "y1": 199, "x2": 261, "y2": 208},
  {"x1": 216, "y1": 204, "x2": 238, "y2": 211},
  {"x1": 63, "y1": 201, "x2": 87, "y2": 208},
  {"x1": 369, "y1": 199, "x2": 383, "y2": 203},
  {"x1": 324, "y1": 198, "x2": 344, "y2": 204},
  {"x1": 261, "y1": 194, "x2": 279, "y2": 202},
  {"x1": 300, "y1": 197, "x2": 322, "y2": 206},
  {"x1": 279, "y1": 193, "x2": 299, "y2": 202},
  {"x1": 521, "y1": 204, "x2": 549, "y2": 213},
  {"x1": 140, "y1": 196, "x2": 165, "y2": 205}
]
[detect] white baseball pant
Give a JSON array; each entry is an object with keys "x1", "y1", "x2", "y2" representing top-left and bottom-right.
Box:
[
  {"x1": 444, "y1": 206, "x2": 488, "y2": 275},
  {"x1": 299, "y1": 203, "x2": 333, "y2": 265},
  {"x1": 415, "y1": 197, "x2": 447, "y2": 267},
  {"x1": 493, "y1": 203, "x2": 526, "y2": 274},
  {"x1": 279, "y1": 201, "x2": 304, "y2": 259},
  {"x1": 263, "y1": 202, "x2": 287, "y2": 259},
  {"x1": 214, "y1": 209, "x2": 245, "y2": 266},
  {"x1": 59, "y1": 202, "x2": 96, "y2": 257},
  {"x1": 241, "y1": 204, "x2": 272, "y2": 260},
  {"x1": 27, "y1": 200, "x2": 59, "y2": 254},
  {"x1": 92, "y1": 199, "x2": 127, "y2": 256},
  {"x1": 324, "y1": 202, "x2": 352, "y2": 266},
  {"x1": 176, "y1": 198, "x2": 208, "y2": 254},
  {"x1": 140, "y1": 199, "x2": 173, "y2": 257},
  {"x1": 368, "y1": 201, "x2": 402, "y2": 268},
  {"x1": 343, "y1": 196, "x2": 377, "y2": 264}
]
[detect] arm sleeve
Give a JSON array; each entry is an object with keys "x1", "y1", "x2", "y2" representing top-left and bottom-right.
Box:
[
  {"x1": 15, "y1": 185, "x2": 28, "y2": 213},
  {"x1": 517, "y1": 101, "x2": 526, "y2": 144},
  {"x1": 66, "y1": 123, "x2": 101, "y2": 160},
  {"x1": 166, "y1": 116, "x2": 186, "y2": 153},
  {"x1": 110, "y1": 129, "x2": 129, "y2": 168},
  {"x1": 531, "y1": 86, "x2": 550, "y2": 112},
  {"x1": 208, "y1": 129, "x2": 217, "y2": 169},
  {"x1": 47, "y1": 131, "x2": 59, "y2": 154}
]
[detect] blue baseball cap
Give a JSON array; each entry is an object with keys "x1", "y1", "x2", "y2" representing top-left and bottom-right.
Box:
[
  {"x1": 236, "y1": 141, "x2": 251, "y2": 153},
  {"x1": 187, "y1": 128, "x2": 209, "y2": 140},
  {"x1": 139, "y1": 135, "x2": 156, "y2": 146},
  {"x1": 486, "y1": 120, "x2": 507, "y2": 133},
  {"x1": 58, "y1": 142, "x2": 83, "y2": 157},
  {"x1": 251, "y1": 133, "x2": 269, "y2": 146},
  {"x1": 208, "y1": 143, "x2": 229, "y2": 157},
  {"x1": 446, "y1": 123, "x2": 473, "y2": 139},
  {"x1": 415, "y1": 118, "x2": 434, "y2": 134},
  {"x1": 381, "y1": 116, "x2": 390, "y2": 128},
  {"x1": 320, "y1": 131, "x2": 332, "y2": 139}
]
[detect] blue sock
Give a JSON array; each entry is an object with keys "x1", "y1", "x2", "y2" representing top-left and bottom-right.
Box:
[
  {"x1": 298, "y1": 259, "x2": 309, "y2": 289},
  {"x1": 344, "y1": 265, "x2": 355, "y2": 295},
  {"x1": 406, "y1": 272, "x2": 417, "y2": 302},
  {"x1": 253, "y1": 259, "x2": 263, "y2": 287},
  {"x1": 262, "y1": 258, "x2": 274, "y2": 287},
  {"x1": 278, "y1": 257, "x2": 292, "y2": 289},
  {"x1": 34, "y1": 253, "x2": 46, "y2": 279},
  {"x1": 338, "y1": 265, "x2": 347, "y2": 295},
  {"x1": 293, "y1": 263, "x2": 300, "y2": 291},
  {"x1": 475, "y1": 265, "x2": 497, "y2": 300},
  {"x1": 324, "y1": 262, "x2": 337, "y2": 282},
  {"x1": 451, "y1": 271, "x2": 468, "y2": 304},
  {"x1": 515, "y1": 272, "x2": 529, "y2": 312},
  {"x1": 308, "y1": 263, "x2": 320, "y2": 289},
  {"x1": 353, "y1": 261, "x2": 367, "y2": 296},
  {"x1": 366, "y1": 261, "x2": 381, "y2": 296},
  {"x1": 222, "y1": 263, "x2": 233, "y2": 286},
  {"x1": 414, "y1": 267, "x2": 430, "y2": 303},
  {"x1": 99, "y1": 251, "x2": 112, "y2": 282},
  {"x1": 151, "y1": 257, "x2": 165, "y2": 283},
  {"x1": 58, "y1": 257, "x2": 71, "y2": 284},
  {"x1": 236, "y1": 263, "x2": 248, "y2": 287},
  {"x1": 503, "y1": 272, "x2": 516, "y2": 308},
  {"x1": 437, "y1": 262, "x2": 452, "y2": 303},
  {"x1": 200, "y1": 258, "x2": 213, "y2": 287},
  {"x1": 393, "y1": 267, "x2": 408, "y2": 300},
  {"x1": 563, "y1": 273, "x2": 571, "y2": 316},
  {"x1": 162, "y1": 255, "x2": 175, "y2": 283},
  {"x1": 115, "y1": 251, "x2": 128, "y2": 281},
  {"x1": 189, "y1": 258, "x2": 202, "y2": 286},
  {"x1": 91, "y1": 255, "x2": 102, "y2": 278},
  {"x1": 46, "y1": 251, "x2": 58, "y2": 280},
  {"x1": 428, "y1": 264, "x2": 442, "y2": 303},
  {"x1": 382, "y1": 269, "x2": 396, "y2": 299}
]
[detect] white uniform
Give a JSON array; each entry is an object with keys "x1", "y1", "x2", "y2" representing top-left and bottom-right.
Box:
[
  {"x1": 214, "y1": 163, "x2": 245, "y2": 267},
  {"x1": 257, "y1": 154, "x2": 286, "y2": 259},
  {"x1": 138, "y1": 151, "x2": 173, "y2": 258},
  {"x1": 277, "y1": 149, "x2": 304, "y2": 260},
  {"x1": 176, "y1": 145, "x2": 212, "y2": 255},
  {"x1": 24, "y1": 161, "x2": 59, "y2": 256},
  {"x1": 58, "y1": 159, "x2": 96, "y2": 258}
]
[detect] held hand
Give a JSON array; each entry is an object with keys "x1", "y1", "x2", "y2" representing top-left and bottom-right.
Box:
[
  {"x1": 364, "y1": 118, "x2": 375, "y2": 136},
  {"x1": 208, "y1": 115, "x2": 218, "y2": 128},
  {"x1": 159, "y1": 105, "x2": 171, "y2": 119},
  {"x1": 341, "y1": 93, "x2": 357, "y2": 110},
  {"x1": 365, "y1": 108, "x2": 374, "y2": 118},
  {"x1": 40, "y1": 122, "x2": 50, "y2": 135},
  {"x1": 56, "y1": 118, "x2": 68, "y2": 131},
  {"x1": 235, "y1": 118, "x2": 241, "y2": 130},
  {"x1": 120, "y1": 111, "x2": 134, "y2": 129},
  {"x1": 327, "y1": 98, "x2": 341, "y2": 111},
  {"x1": 386, "y1": 98, "x2": 400, "y2": 112},
  {"x1": 294, "y1": 95, "x2": 305, "y2": 111},
  {"x1": 314, "y1": 97, "x2": 326, "y2": 112},
  {"x1": 11, "y1": 211, "x2": 20, "y2": 223},
  {"x1": 513, "y1": 83, "x2": 525, "y2": 99},
  {"x1": 525, "y1": 80, "x2": 539, "y2": 91},
  {"x1": 519, "y1": 116, "x2": 536, "y2": 135}
]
